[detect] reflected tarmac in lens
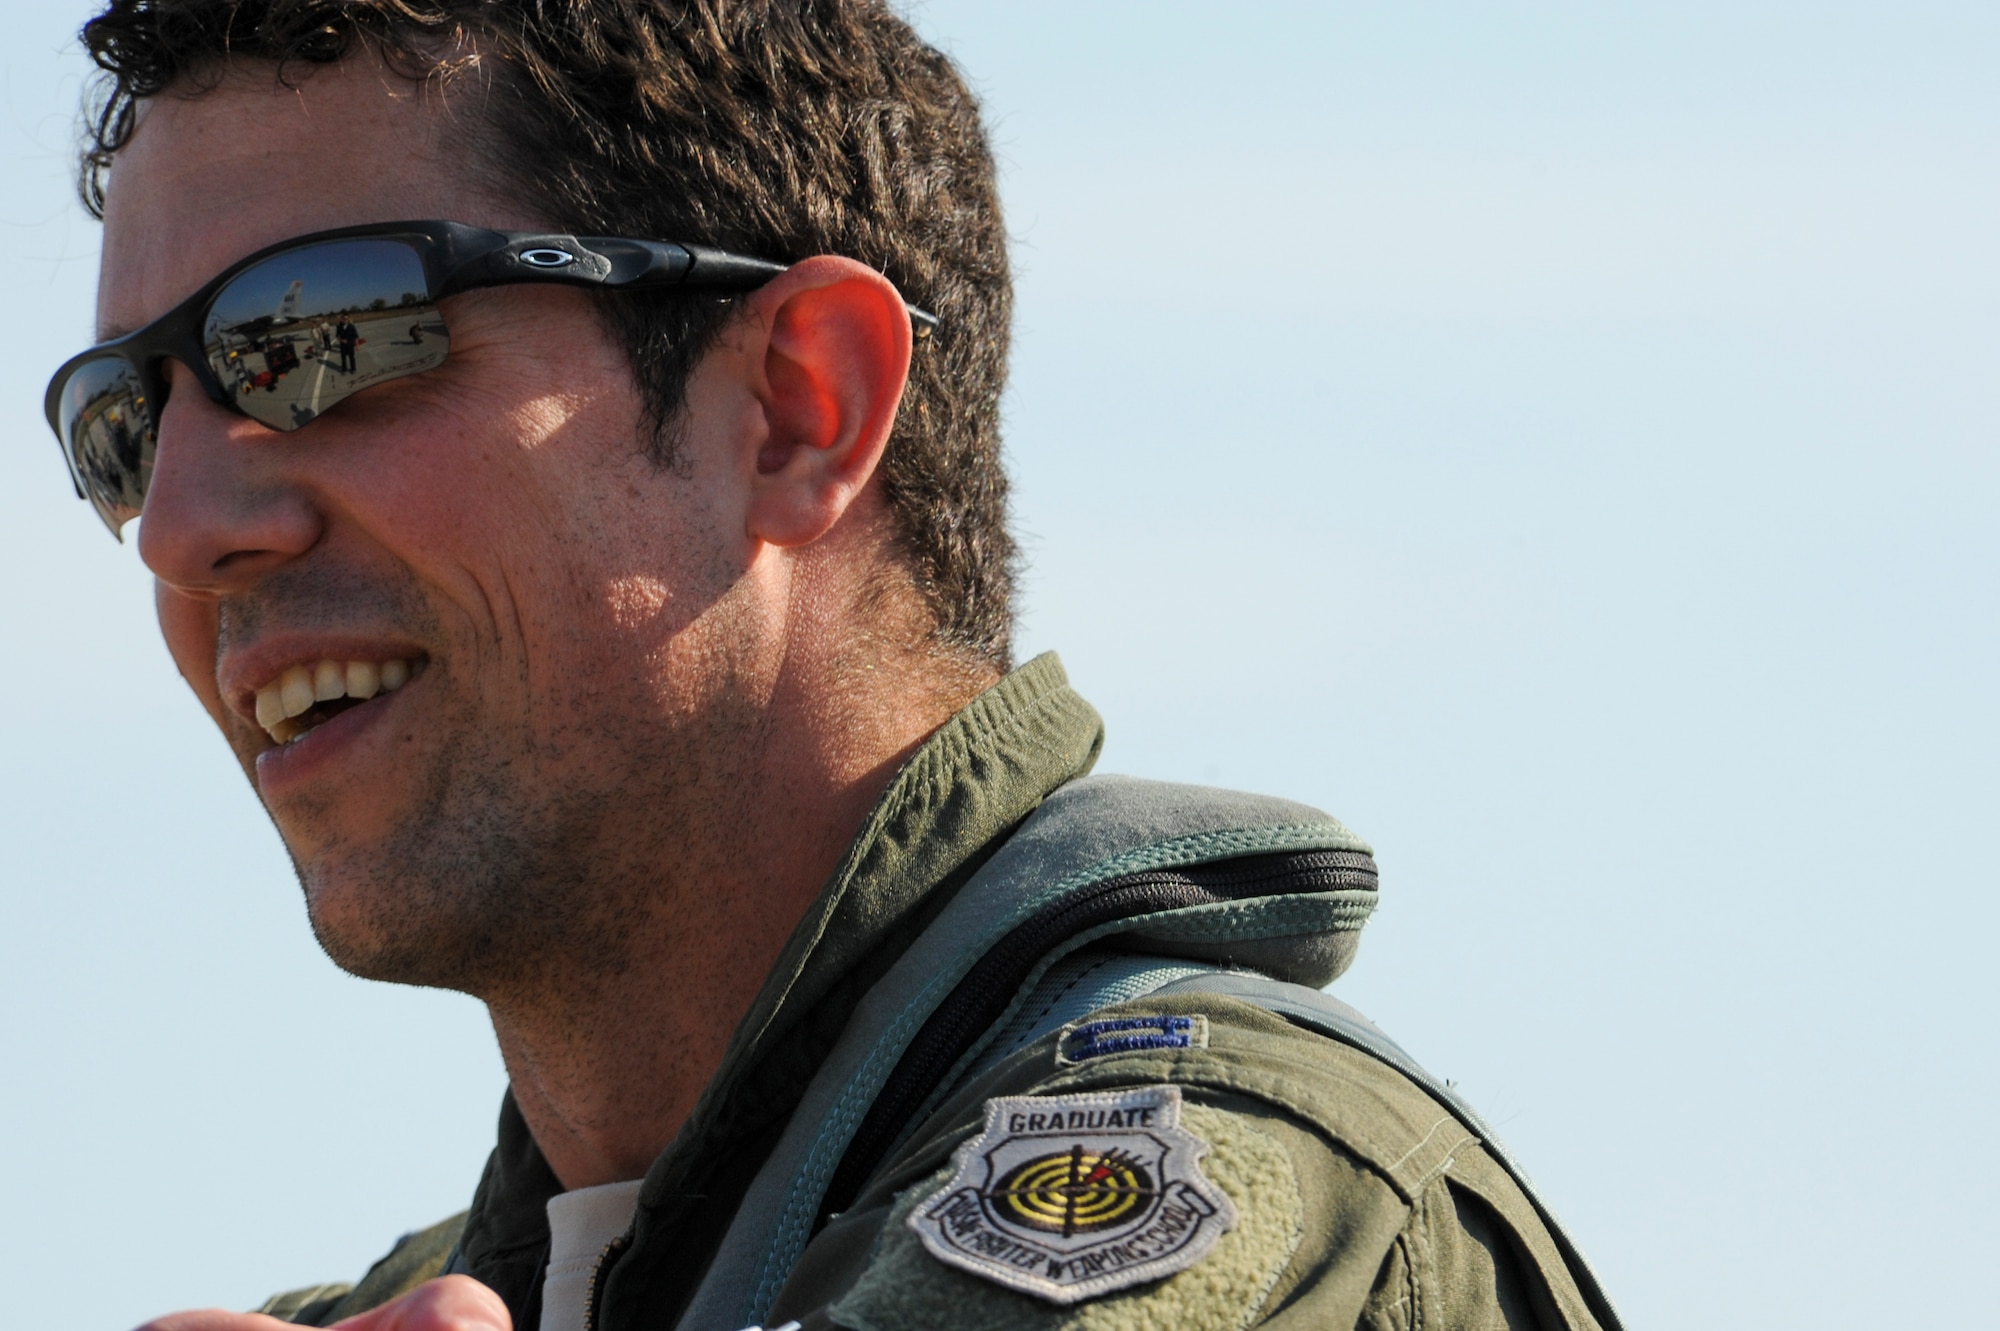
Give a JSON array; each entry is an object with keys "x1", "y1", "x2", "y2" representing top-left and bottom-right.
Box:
[
  {"x1": 203, "y1": 238, "x2": 448, "y2": 431},
  {"x1": 212, "y1": 308, "x2": 447, "y2": 429}
]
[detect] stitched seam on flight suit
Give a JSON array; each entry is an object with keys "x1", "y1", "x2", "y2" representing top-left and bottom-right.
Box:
[
  {"x1": 1411, "y1": 1202, "x2": 1430, "y2": 1331},
  {"x1": 1388, "y1": 1115, "x2": 1475, "y2": 1188},
  {"x1": 1402, "y1": 1234, "x2": 1421, "y2": 1331},
  {"x1": 1361, "y1": 1230, "x2": 1418, "y2": 1331},
  {"x1": 1413, "y1": 1180, "x2": 1458, "y2": 1331},
  {"x1": 1392, "y1": 1232, "x2": 1421, "y2": 1331}
]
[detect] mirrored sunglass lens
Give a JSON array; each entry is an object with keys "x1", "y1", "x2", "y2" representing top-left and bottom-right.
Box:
[
  {"x1": 59, "y1": 357, "x2": 154, "y2": 536},
  {"x1": 202, "y1": 238, "x2": 448, "y2": 432}
]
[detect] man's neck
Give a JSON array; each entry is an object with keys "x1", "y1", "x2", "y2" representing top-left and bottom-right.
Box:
[{"x1": 483, "y1": 648, "x2": 991, "y2": 1191}]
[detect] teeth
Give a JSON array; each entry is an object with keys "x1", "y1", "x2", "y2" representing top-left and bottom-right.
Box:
[
  {"x1": 345, "y1": 660, "x2": 380, "y2": 699},
  {"x1": 253, "y1": 656, "x2": 418, "y2": 745},
  {"x1": 313, "y1": 659, "x2": 345, "y2": 701},
  {"x1": 255, "y1": 689, "x2": 286, "y2": 730},
  {"x1": 280, "y1": 666, "x2": 315, "y2": 718}
]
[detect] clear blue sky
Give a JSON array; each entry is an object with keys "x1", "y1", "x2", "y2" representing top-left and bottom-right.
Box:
[{"x1": 1, "y1": 2, "x2": 1994, "y2": 1327}]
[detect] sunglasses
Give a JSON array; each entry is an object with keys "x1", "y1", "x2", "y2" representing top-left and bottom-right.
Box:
[{"x1": 45, "y1": 219, "x2": 939, "y2": 538}]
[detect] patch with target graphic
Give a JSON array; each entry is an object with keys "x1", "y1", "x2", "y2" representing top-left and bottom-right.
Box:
[{"x1": 907, "y1": 1085, "x2": 1237, "y2": 1303}]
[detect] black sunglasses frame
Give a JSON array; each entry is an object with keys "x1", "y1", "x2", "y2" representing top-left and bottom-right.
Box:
[{"x1": 44, "y1": 218, "x2": 938, "y2": 531}]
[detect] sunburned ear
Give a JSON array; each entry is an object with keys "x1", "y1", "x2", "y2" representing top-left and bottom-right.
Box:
[{"x1": 741, "y1": 255, "x2": 913, "y2": 548}]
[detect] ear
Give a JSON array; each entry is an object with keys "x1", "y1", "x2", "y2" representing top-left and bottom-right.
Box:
[{"x1": 740, "y1": 255, "x2": 914, "y2": 548}]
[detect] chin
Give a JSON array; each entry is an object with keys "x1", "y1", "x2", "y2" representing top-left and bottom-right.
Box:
[
  {"x1": 277, "y1": 739, "x2": 644, "y2": 997},
  {"x1": 295, "y1": 859, "x2": 501, "y2": 993}
]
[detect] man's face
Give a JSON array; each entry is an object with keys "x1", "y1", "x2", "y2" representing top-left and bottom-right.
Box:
[{"x1": 101, "y1": 63, "x2": 767, "y2": 991}]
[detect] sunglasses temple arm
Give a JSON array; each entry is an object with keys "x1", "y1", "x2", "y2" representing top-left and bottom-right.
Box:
[
  {"x1": 573, "y1": 240, "x2": 940, "y2": 335},
  {"x1": 445, "y1": 237, "x2": 937, "y2": 334},
  {"x1": 642, "y1": 243, "x2": 939, "y2": 335}
]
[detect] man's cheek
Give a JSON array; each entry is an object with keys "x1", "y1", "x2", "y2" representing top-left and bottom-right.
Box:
[{"x1": 155, "y1": 579, "x2": 231, "y2": 733}]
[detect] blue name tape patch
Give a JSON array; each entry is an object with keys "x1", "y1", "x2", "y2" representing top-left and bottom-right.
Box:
[{"x1": 1056, "y1": 1014, "x2": 1209, "y2": 1065}]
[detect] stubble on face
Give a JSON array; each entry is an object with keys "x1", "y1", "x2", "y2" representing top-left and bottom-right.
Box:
[{"x1": 245, "y1": 524, "x2": 766, "y2": 1006}]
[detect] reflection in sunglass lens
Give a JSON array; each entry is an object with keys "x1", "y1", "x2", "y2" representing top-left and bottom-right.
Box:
[
  {"x1": 202, "y1": 238, "x2": 448, "y2": 432},
  {"x1": 60, "y1": 356, "x2": 154, "y2": 536}
]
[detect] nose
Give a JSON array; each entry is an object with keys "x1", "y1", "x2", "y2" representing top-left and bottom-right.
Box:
[{"x1": 136, "y1": 362, "x2": 323, "y2": 596}]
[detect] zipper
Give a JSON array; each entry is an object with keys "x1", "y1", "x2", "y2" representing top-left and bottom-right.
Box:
[{"x1": 581, "y1": 1231, "x2": 633, "y2": 1331}]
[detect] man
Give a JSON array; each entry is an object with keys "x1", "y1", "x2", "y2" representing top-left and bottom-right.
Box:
[
  {"x1": 335, "y1": 314, "x2": 359, "y2": 373},
  {"x1": 48, "y1": 2, "x2": 1622, "y2": 1329}
]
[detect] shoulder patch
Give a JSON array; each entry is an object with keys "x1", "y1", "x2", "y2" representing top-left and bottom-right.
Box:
[
  {"x1": 1056, "y1": 1014, "x2": 1209, "y2": 1066},
  {"x1": 905, "y1": 1085, "x2": 1237, "y2": 1304}
]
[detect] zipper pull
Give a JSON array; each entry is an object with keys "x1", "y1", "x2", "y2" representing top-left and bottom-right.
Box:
[{"x1": 580, "y1": 1231, "x2": 633, "y2": 1331}]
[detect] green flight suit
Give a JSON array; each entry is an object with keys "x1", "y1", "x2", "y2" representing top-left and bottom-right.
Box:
[{"x1": 255, "y1": 653, "x2": 1612, "y2": 1331}]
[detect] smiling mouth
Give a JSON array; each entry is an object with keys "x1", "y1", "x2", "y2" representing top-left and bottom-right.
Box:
[{"x1": 253, "y1": 657, "x2": 424, "y2": 745}]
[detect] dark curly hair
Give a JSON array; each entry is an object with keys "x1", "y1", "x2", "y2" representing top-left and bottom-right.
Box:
[{"x1": 78, "y1": 0, "x2": 1015, "y2": 667}]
